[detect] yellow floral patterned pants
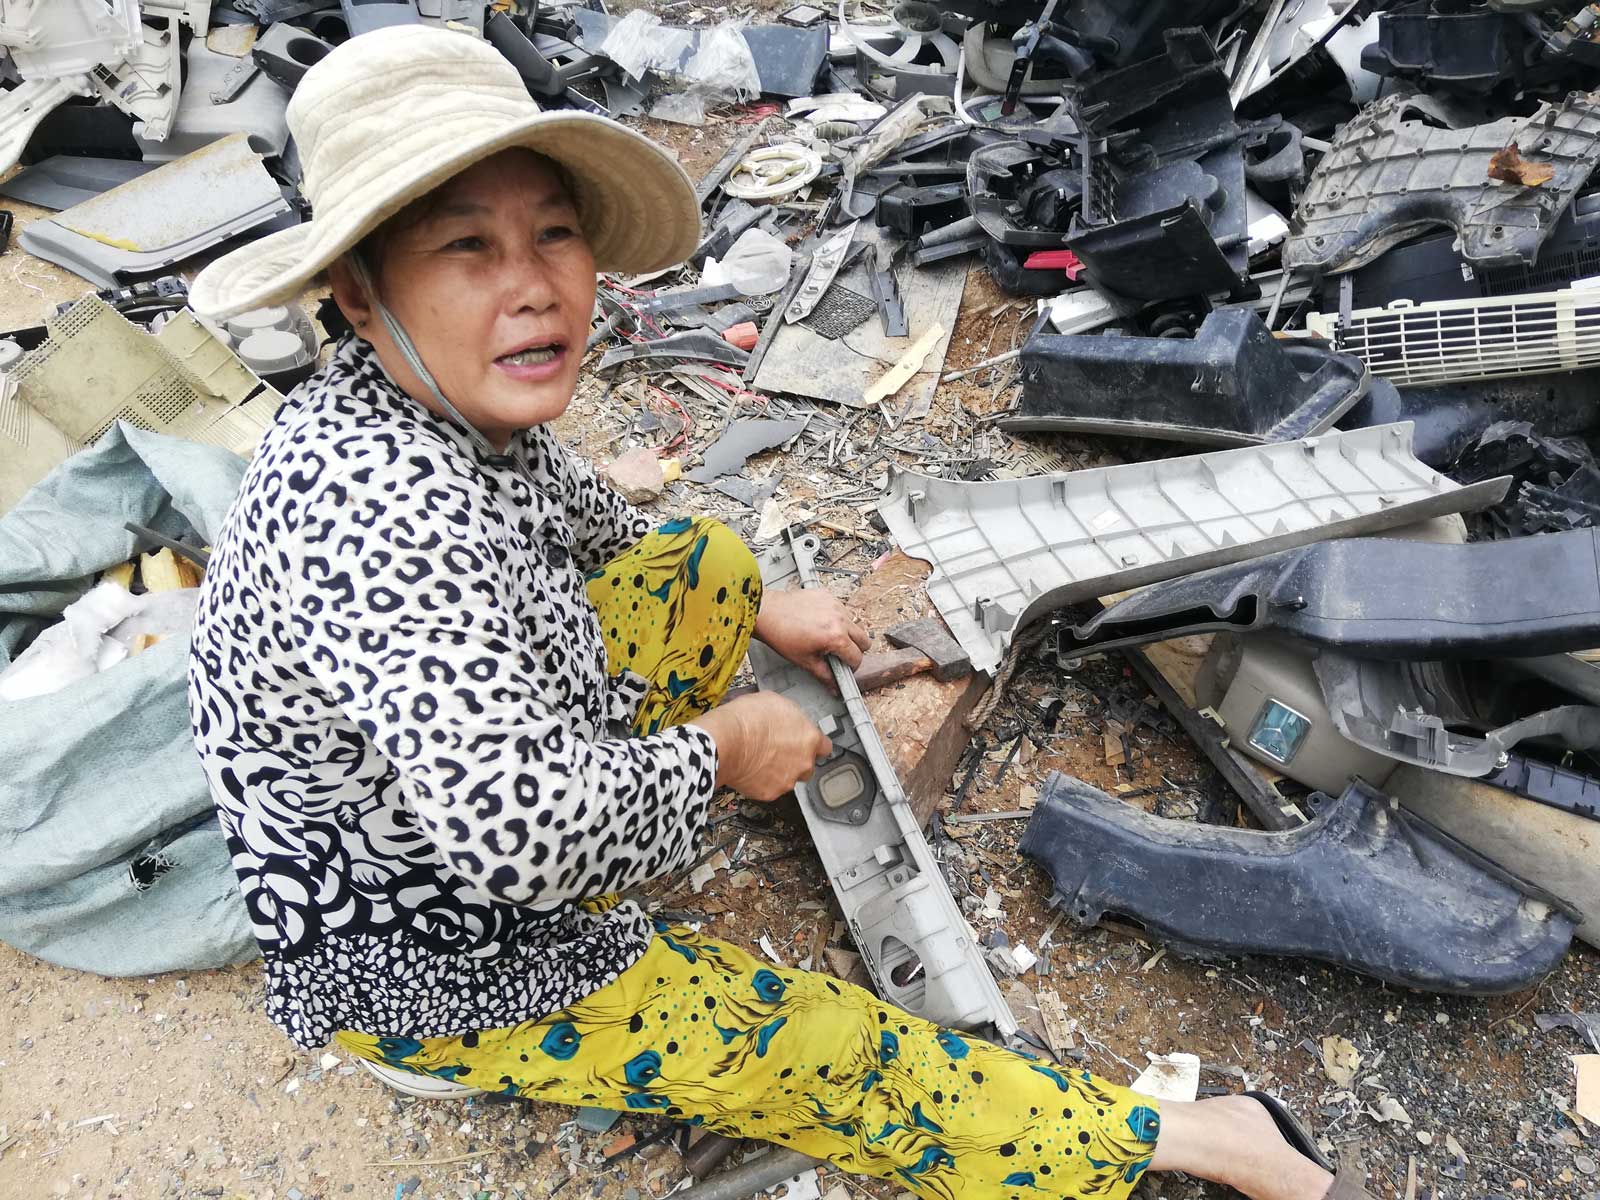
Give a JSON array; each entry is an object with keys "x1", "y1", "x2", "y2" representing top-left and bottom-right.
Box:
[{"x1": 337, "y1": 517, "x2": 1160, "y2": 1200}]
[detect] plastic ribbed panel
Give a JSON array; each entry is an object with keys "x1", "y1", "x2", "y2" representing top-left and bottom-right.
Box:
[{"x1": 877, "y1": 423, "x2": 1507, "y2": 674}]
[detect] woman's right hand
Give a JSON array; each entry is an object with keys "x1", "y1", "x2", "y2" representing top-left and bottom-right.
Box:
[{"x1": 691, "y1": 693, "x2": 833, "y2": 802}]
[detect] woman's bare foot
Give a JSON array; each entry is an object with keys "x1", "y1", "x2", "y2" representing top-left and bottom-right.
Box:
[{"x1": 1148, "y1": 1093, "x2": 1334, "y2": 1200}]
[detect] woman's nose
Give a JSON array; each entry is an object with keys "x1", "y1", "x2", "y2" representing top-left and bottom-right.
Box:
[{"x1": 505, "y1": 255, "x2": 559, "y2": 314}]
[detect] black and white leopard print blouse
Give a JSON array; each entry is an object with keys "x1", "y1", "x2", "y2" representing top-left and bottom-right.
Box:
[{"x1": 188, "y1": 338, "x2": 718, "y2": 1050}]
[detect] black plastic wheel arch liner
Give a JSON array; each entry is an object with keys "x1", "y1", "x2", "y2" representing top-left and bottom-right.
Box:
[
  {"x1": 1019, "y1": 773, "x2": 1579, "y2": 995},
  {"x1": 1001, "y1": 308, "x2": 1370, "y2": 447},
  {"x1": 1059, "y1": 526, "x2": 1599, "y2": 661}
]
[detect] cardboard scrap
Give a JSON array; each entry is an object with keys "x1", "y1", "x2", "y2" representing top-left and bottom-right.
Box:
[
  {"x1": 1575, "y1": 1055, "x2": 1600, "y2": 1125},
  {"x1": 1036, "y1": 989, "x2": 1077, "y2": 1055},
  {"x1": 1130, "y1": 1052, "x2": 1200, "y2": 1103}
]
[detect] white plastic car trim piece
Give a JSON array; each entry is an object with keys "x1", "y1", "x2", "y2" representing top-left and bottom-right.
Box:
[{"x1": 878, "y1": 423, "x2": 1507, "y2": 674}]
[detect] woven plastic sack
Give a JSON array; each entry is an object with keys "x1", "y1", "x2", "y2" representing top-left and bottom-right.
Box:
[{"x1": 0, "y1": 422, "x2": 255, "y2": 976}]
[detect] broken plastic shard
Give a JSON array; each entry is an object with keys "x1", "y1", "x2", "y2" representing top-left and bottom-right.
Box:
[
  {"x1": 685, "y1": 419, "x2": 808, "y2": 484},
  {"x1": 878, "y1": 424, "x2": 1509, "y2": 675}
]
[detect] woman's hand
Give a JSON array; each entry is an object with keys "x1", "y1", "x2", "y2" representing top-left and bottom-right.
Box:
[
  {"x1": 691, "y1": 693, "x2": 833, "y2": 802},
  {"x1": 754, "y1": 586, "x2": 871, "y2": 688}
]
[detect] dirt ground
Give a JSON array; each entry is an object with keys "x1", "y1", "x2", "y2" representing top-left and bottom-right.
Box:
[{"x1": 3, "y1": 64, "x2": 1600, "y2": 1200}]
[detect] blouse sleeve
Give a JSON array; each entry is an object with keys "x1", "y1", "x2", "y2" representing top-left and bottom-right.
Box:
[{"x1": 286, "y1": 461, "x2": 716, "y2": 909}]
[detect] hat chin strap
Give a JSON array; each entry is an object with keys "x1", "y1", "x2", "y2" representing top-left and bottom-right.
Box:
[{"x1": 349, "y1": 254, "x2": 515, "y2": 467}]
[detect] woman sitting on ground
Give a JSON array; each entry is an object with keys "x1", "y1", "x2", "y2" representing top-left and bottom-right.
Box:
[{"x1": 187, "y1": 25, "x2": 1361, "y2": 1200}]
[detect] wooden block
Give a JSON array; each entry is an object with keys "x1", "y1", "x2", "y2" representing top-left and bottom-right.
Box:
[
  {"x1": 141, "y1": 548, "x2": 201, "y2": 592},
  {"x1": 847, "y1": 549, "x2": 986, "y2": 829},
  {"x1": 102, "y1": 561, "x2": 136, "y2": 590},
  {"x1": 855, "y1": 646, "x2": 932, "y2": 691}
]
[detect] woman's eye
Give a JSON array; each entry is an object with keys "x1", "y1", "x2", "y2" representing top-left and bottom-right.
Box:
[
  {"x1": 446, "y1": 236, "x2": 485, "y2": 251},
  {"x1": 540, "y1": 225, "x2": 576, "y2": 244}
]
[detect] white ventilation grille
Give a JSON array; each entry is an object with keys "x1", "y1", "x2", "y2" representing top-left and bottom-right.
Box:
[{"x1": 1306, "y1": 285, "x2": 1600, "y2": 386}]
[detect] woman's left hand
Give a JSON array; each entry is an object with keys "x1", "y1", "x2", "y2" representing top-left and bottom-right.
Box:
[{"x1": 755, "y1": 586, "x2": 871, "y2": 688}]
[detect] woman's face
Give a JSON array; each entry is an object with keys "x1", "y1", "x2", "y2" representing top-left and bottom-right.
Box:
[{"x1": 331, "y1": 149, "x2": 596, "y2": 449}]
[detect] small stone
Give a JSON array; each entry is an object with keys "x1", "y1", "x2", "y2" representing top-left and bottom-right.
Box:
[
  {"x1": 399, "y1": 1178, "x2": 422, "y2": 1197},
  {"x1": 287, "y1": 1190, "x2": 305, "y2": 1200},
  {"x1": 603, "y1": 448, "x2": 667, "y2": 504},
  {"x1": 1577, "y1": 1155, "x2": 1597, "y2": 1176},
  {"x1": 1436, "y1": 1013, "x2": 1450, "y2": 1025},
  {"x1": 577, "y1": 1107, "x2": 620, "y2": 1134},
  {"x1": 1416, "y1": 1132, "x2": 1433, "y2": 1146}
]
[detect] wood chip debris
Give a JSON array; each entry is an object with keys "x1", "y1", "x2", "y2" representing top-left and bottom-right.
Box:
[{"x1": 1321, "y1": 1035, "x2": 1362, "y2": 1088}]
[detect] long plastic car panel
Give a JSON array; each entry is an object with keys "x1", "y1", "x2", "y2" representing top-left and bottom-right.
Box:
[
  {"x1": 1060, "y1": 527, "x2": 1600, "y2": 661},
  {"x1": 877, "y1": 423, "x2": 1509, "y2": 674},
  {"x1": 750, "y1": 529, "x2": 1017, "y2": 1039}
]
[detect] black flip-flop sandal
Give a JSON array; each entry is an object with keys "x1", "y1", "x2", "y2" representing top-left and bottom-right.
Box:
[{"x1": 1243, "y1": 1090, "x2": 1335, "y2": 1173}]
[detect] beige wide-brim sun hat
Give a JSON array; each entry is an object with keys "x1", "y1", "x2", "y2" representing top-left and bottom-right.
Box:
[{"x1": 190, "y1": 24, "x2": 701, "y2": 320}]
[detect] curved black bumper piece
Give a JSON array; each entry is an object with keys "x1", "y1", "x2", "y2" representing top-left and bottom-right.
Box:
[{"x1": 1018, "y1": 774, "x2": 1578, "y2": 995}]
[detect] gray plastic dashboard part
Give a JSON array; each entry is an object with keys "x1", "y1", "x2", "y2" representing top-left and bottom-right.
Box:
[
  {"x1": 135, "y1": 37, "x2": 292, "y2": 162},
  {"x1": 1314, "y1": 652, "x2": 1600, "y2": 778},
  {"x1": 0, "y1": 156, "x2": 156, "y2": 210},
  {"x1": 341, "y1": 0, "x2": 421, "y2": 35},
  {"x1": 19, "y1": 132, "x2": 296, "y2": 289},
  {"x1": 1019, "y1": 772, "x2": 1578, "y2": 995},
  {"x1": 878, "y1": 423, "x2": 1509, "y2": 675},
  {"x1": 1284, "y1": 92, "x2": 1600, "y2": 275},
  {"x1": 1060, "y1": 526, "x2": 1600, "y2": 662},
  {"x1": 750, "y1": 529, "x2": 1018, "y2": 1039}
]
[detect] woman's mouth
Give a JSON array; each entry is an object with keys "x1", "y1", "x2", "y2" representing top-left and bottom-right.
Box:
[{"x1": 494, "y1": 341, "x2": 568, "y2": 380}]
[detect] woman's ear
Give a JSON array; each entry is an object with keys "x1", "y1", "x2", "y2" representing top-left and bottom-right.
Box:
[{"x1": 327, "y1": 256, "x2": 373, "y2": 332}]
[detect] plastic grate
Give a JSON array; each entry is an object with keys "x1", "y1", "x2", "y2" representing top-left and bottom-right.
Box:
[{"x1": 799, "y1": 283, "x2": 877, "y2": 339}]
